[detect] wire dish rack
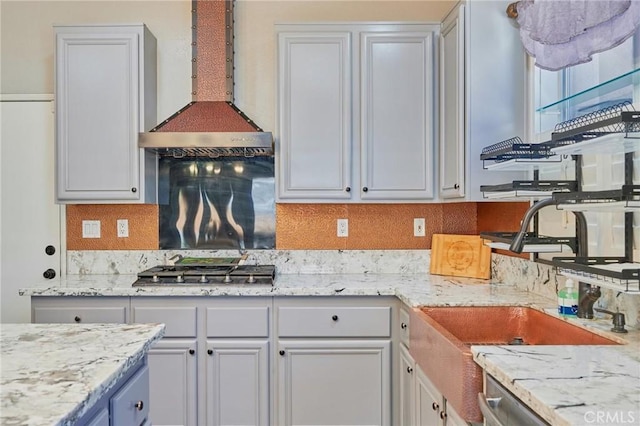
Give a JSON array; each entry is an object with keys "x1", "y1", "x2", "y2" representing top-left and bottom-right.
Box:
[
  {"x1": 553, "y1": 257, "x2": 640, "y2": 293},
  {"x1": 551, "y1": 101, "x2": 640, "y2": 143},
  {"x1": 480, "y1": 232, "x2": 577, "y2": 253}
]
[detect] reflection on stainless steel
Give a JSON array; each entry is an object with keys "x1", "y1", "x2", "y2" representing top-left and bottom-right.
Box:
[{"x1": 159, "y1": 157, "x2": 275, "y2": 249}]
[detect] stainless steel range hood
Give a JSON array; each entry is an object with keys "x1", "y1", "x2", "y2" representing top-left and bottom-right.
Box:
[{"x1": 139, "y1": 0, "x2": 273, "y2": 157}]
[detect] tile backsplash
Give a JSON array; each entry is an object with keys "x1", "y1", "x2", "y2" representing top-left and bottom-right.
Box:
[{"x1": 67, "y1": 201, "x2": 530, "y2": 250}]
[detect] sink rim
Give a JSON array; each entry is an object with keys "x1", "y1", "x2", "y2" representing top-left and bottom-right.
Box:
[{"x1": 417, "y1": 304, "x2": 626, "y2": 347}]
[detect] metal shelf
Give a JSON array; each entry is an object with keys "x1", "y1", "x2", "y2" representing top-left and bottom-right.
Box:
[
  {"x1": 480, "y1": 232, "x2": 576, "y2": 253},
  {"x1": 553, "y1": 257, "x2": 640, "y2": 293},
  {"x1": 551, "y1": 101, "x2": 640, "y2": 143},
  {"x1": 481, "y1": 180, "x2": 577, "y2": 199},
  {"x1": 553, "y1": 185, "x2": 640, "y2": 212}
]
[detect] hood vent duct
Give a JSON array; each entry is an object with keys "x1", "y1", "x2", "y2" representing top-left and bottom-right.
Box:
[{"x1": 139, "y1": 0, "x2": 273, "y2": 158}]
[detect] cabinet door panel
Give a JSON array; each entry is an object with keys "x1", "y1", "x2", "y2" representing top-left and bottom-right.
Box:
[
  {"x1": 399, "y1": 345, "x2": 415, "y2": 426},
  {"x1": 278, "y1": 340, "x2": 391, "y2": 426},
  {"x1": 146, "y1": 339, "x2": 197, "y2": 426},
  {"x1": 440, "y1": 5, "x2": 466, "y2": 199},
  {"x1": 360, "y1": 32, "x2": 434, "y2": 200},
  {"x1": 110, "y1": 364, "x2": 149, "y2": 426},
  {"x1": 56, "y1": 32, "x2": 140, "y2": 200},
  {"x1": 415, "y1": 365, "x2": 444, "y2": 426},
  {"x1": 277, "y1": 32, "x2": 352, "y2": 200},
  {"x1": 206, "y1": 340, "x2": 269, "y2": 426}
]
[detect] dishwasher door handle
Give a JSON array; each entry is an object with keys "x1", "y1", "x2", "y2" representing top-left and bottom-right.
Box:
[{"x1": 478, "y1": 393, "x2": 506, "y2": 426}]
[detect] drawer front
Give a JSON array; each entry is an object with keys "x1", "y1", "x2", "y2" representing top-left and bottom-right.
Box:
[
  {"x1": 111, "y1": 364, "x2": 150, "y2": 426},
  {"x1": 206, "y1": 307, "x2": 270, "y2": 337},
  {"x1": 278, "y1": 307, "x2": 391, "y2": 337},
  {"x1": 399, "y1": 308, "x2": 410, "y2": 348},
  {"x1": 132, "y1": 307, "x2": 197, "y2": 338},
  {"x1": 86, "y1": 408, "x2": 109, "y2": 426},
  {"x1": 33, "y1": 307, "x2": 126, "y2": 324}
]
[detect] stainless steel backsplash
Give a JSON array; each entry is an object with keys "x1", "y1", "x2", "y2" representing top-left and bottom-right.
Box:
[{"x1": 158, "y1": 157, "x2": 275, "y2": 249}]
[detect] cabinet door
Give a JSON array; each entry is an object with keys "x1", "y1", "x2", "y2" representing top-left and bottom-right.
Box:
[
  {"x1": 206, "y1": 340, "x2": 269, "y2": 426},
  {"x1": 415, "y1": 365, "x2": 445, "y2": 426},
  {"x1": 399, "y1": 345, "x2": 415, "y2": 426},
  {"x1": 277, "y1": 340, "x2": 391, "y2": 426},
  {"x1": 360, "y1": 32, "x2": 434, "y2": 200},
  {"x1": 55, "y1": 25, "x2": 156, "y2": 203},
  {"x1": 146, "y1": 339, "x2": 198, "y2": 426},
  {"x1": 439, "y1": 5, "x2": 466, "y2": 199},
  {"x1": 277, "y1": 32, "x2": 353, "y2": 201}
]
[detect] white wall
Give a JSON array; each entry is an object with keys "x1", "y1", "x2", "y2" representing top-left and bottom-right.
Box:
[{"x1": 1, "y1": 0, "x2": 455, "y2": 129}]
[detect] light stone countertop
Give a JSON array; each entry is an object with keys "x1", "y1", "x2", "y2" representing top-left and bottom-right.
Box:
[
  {"x1": 19, "y1": 273, "x2": 640, "y2": 426},
  {"x1": 0, "y1": 323, "x2": 165, "y2": 426}
]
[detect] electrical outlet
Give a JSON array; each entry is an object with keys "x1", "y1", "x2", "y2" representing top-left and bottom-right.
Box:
[
  {"x1": 82, "y1": 220, "x2": 101, "y2": 238},
  {"x1": 117, "y1": 219, "x2": 129, "y2": 238},
  {"x1": 337, "y1": 219, "x2": 349, "y2": 237},
  {"x1": 414, "y1": 218, "x2": 426, "y2": 237}
]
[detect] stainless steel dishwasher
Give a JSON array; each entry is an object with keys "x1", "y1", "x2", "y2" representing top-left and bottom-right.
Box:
[{"x1": 478, "y1": 375, "x2": 550, "y2": 426}]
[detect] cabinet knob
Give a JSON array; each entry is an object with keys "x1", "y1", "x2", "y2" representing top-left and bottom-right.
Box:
[
  {"x1": 440, "y1": 411, "x2": 447, "y2": 420},
  {"x1": 432, "y1": 402, "x2": 439, "y2": 411},
  {"x1": 332, "y1": 315, "x2": 339, "y2": 321},
  {"x1": 401, "y1": 322, "x2": 407, "y2": 329},
  {"x1": 189, "y1": 349, "x2": 195, "y2": 355},
  {"x1": 345, "y1": 187, "x2": 351, "y2": 192},
  {"x1": 74, "y1": 316, "x2": 81, "y2": 323},
  {"x1": 208, "y1": 349, "x2": 213, "y2": 355},
  {"x1": 362, "y1": 187, "x2": 368, "y2": 192},
  {"x1": 454, "y1": 183, "x2": 459, "y2": 189},
  {"x1": 406, "y1": 366, "x2": 413, "y2": 374},
  {"x1": 279, "y1": 350, "x2": 285, "y2": 356},
  {"x1": 135, "y1": 401, "x2": 144, "y2": 411},
  {"x1": 43, "y1": 269, "x2": 56, "y2": 279},
  {"x1": 131, "y1": 187, "x2": 137, "y2": 193},
  {"x1": 45, "y1": 245, "x2": 56, "y2": 255}
]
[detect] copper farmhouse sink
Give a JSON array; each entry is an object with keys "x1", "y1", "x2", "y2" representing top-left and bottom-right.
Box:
[{"x1": 409, "y1": 306, "x2": 621, "y2": 423}]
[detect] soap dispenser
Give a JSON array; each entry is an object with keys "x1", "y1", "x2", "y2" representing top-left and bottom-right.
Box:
[{"x1": 558, "y1": 279, "x2": 579, "y2": 317}]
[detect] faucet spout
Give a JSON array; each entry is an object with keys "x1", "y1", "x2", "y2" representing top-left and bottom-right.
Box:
[{"x1": 509, "y1": 198, "x2": 556, "y2": 253}]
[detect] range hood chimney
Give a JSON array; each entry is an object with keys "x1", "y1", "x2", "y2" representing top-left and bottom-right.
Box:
[{"x1": 139, "y1": 0, "x2": 273, "y2": 157}]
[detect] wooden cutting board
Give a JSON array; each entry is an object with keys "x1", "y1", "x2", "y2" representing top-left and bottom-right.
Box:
[{"x1": 430, "y1": 234, "x2": 491, "y2": 279}]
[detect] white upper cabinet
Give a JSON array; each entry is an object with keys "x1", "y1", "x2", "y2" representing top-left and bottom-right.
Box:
[
  {"x1": 439, "y1": 5, "x2": 466, "y2": 199},
  {"x1": 438, "y1": 1, "x2": 527, "y2": 201},
  {"x1": 277, "y1": 23, "x2": 437, "y2": 203},
  {"x1": 54, "y1": 24, "x2": 157, "y2": 203}
]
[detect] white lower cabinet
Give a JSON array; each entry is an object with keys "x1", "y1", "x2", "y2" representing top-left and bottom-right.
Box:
[
  {"x1": 399, "y1": 344, "x2": 415, "y2": 426},
  {"x1": 146, "y1": 339, "x2": 198, "y2": 426},
  {"x1": 32, "y1": 296, "x2": 397, "y2": 426},
  {"x1": 415, "y1": 363, "x2": 467, "y2": 426},
  {"x1": 206, "y1": 340, "x2": 269, "y2": 426},
  {"x1": 275, "y1": 297, "x2": 394, "y2": 426}
]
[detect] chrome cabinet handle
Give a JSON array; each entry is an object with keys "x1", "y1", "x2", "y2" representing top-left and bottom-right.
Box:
[
  {"x1": 135, "y1": 400, "x2": 144, "y2": 411},
  {"x1": 401, "y1": 322, "x2": 407, "y2": 329}
]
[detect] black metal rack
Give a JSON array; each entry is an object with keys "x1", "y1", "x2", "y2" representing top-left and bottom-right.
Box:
[
  {"x1": 479, "y1": 102, "x2": 639, "y2": 290},
  {"x1": 480, "y1": 179, "x2": 577, "y2": 198},
  {"x1": 551, "y1": 101, "x2": 640, "y2": 143},
  {"x1": 480, "y1": 232, "x2": 577, "y2": 253}
]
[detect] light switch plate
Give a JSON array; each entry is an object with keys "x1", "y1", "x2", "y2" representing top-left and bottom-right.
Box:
[{"x1": 82, "y1": 220, "x2": 101, "y2": 238}]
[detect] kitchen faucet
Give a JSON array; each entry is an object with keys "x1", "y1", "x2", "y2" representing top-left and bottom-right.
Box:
[{"x1": 509, "y1": 198, "x2": 600, "y2": 318}]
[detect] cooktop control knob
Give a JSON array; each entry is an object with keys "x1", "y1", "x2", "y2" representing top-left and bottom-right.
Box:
[
  {"x1": 247, "y1": 274, "x2": 256, "y2": 284},
  {"x1": 176, "y1": 275, "x2": 184, "y2": 283},
  {"x1": 152, "y1": 275, "x2": 160, "y2": 283},
  {"x1": 223, "y1": 274, "x2": 233, "y2": 283},
  {"x1": 200, "y1": 275, "x2": 209, "y2": 283}
]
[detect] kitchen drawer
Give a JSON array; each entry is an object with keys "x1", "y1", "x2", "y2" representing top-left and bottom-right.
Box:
[
  {"x1": 278, "y1": 306, "x2": 391, "y2": 337},
  {"x1": 33, "y1": 307, "x2": 126, "y2": 324},
  {"x1": 399, "y1": 307, "x2": 410, "y2": 348},
  {"x1": 132, "y1": 307, "x2": 197, "y2": 338},
  {"x1": 111, "y1": 364, "x2": 150, "y2": 426},
  {"x1": 206, "y1": 307, "x2": 270, "y2": 337}
]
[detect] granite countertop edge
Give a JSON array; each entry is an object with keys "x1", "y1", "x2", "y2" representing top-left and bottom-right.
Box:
[
  {"x1": 1, "y1": 323, "x2": 165, "y2": 426},
  {"x1": 19, "y1": 273, "x2": 640, "y2": 426}
]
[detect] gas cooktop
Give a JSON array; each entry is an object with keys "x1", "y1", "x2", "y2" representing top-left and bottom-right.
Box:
[{"x1": 132, "y1": 264, "x2": 276, "y2": 286}]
